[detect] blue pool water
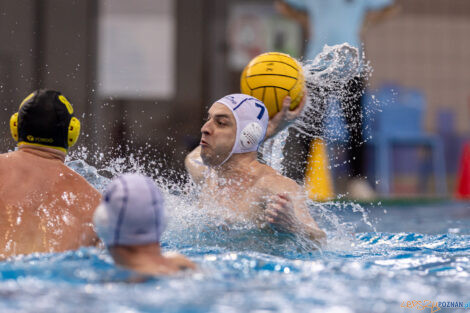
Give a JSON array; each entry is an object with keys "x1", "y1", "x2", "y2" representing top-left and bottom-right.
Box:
[
  {"x1": 1, "y1": 196, "x2": 469, "y2": 313},
  {"x1": 0, "y1": 159, "x2": 468, "y2": 312}
]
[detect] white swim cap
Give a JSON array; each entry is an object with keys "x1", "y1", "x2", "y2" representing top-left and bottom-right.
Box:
[
  {"x1": 216, "y1": 94, "x2": 269, "y2": 164},
  {"x1": 93, "y1": 173, "x2": 166, "y2": 247}
]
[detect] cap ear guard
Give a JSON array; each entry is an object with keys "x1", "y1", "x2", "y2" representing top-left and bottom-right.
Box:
[
  {"x1": 10, "y1": 113, "x2": 19, "y2": 142},
  {"x1": 68, "y1": 117, "x2": 80, "y2": 147},
  {"x1": 239, "y1": 122, "x2": 263, "y2": 149}
]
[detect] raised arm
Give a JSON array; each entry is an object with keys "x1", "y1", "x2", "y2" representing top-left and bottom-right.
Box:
[
  {"x1": 265, "y1": 94, "x2": 305, "y2": 139},
  {"x1": 184, "y1": 145, "x2": 207, "y2": 184}
]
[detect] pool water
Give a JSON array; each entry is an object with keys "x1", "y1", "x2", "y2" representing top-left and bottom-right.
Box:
[{"x1": 1, "y1": 187, "x2": 469, "y2": 313}]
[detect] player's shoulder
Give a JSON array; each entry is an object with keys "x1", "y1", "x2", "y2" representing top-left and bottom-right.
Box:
[
  {"x1": 60, "y1": 164, "x2": 101, "y2": 197},
  {"x1": 0, "y1": 150, "x2": 17, "y2": 161},
  {"x1": 0, "y1": 152, "x2": 9, "y2": 167},
  {"x1": 0, "y1": 151, "x2": 25, "y2": 173},
  {"x1": 256, "y1": 163, "x2": 301, "y2": 193}
]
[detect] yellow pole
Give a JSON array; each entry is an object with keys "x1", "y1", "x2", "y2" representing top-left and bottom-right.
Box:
[{"x1": 305, "y1": 138, "x2": 334, "y2": 201}]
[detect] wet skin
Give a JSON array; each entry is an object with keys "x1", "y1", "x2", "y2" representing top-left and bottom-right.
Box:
[
  {"x1": 186, "y1": 102, "x2": 326, "y2": 244},
  {"x1": 0, "y1": 146, "x2": 101, "y2": 258},
  {"x1": 109, "y1": 244, "x2": 196, "y2": 277}
]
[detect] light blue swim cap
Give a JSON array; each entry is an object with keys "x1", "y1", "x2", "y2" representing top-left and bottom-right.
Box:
[{"x1": 93, "y1": 173, "x2": 166, "y2": 247}]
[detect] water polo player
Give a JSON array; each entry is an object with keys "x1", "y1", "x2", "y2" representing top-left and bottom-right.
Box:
[
  {"x1": 93, "y1": 173, "x2": 195, "y2": 275},
  {"x1": 185, "y1": 94, "x2": 325, "y2": 245},
  {"x1": 0, "y1": 89, "x2": 101, "y2": 258}
]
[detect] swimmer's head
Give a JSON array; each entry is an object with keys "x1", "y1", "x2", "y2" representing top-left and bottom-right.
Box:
[
  {"x1": 200, "y1": 94, "x2": 268, "y2": 166},
  {"x1": 10, "y1": 89, "x2": 80, "y2": 153},
  {"x1": 93, "y1": 173, "x2": 166, "y2": 247}
]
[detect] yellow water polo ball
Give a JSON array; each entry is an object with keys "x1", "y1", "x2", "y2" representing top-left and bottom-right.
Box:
[{"x1": 240, "y1": 52, "x2": 305, "y2": 118}]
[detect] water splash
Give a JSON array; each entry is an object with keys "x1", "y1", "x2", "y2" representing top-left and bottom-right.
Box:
[
  {"x1": 305, "y1": 43, "x2": 363, "y2": 86},
  {"x1": 59, "y1": 44, "x2": 386, "y2": 254},
  {"x1": 65, "y1": 44, "x2": 381, "y2": 252},
  {"x1": 259, "y1": 44, "x2": 377, "y2": 243},
  {"x1": 259, "y1": 128, "x2": 289, "y2": 172},
  {"x1": 295, "y1": 43, "x2": 372, "y2": 139},
  {"x1": 261, "y1": 43, "x2": 374, "y2": 168},
  {"x1": 63, "y1": 141, "x2": 379, "y2": 256}
]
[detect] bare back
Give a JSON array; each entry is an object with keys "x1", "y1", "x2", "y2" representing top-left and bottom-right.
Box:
[{"x1": 0, "y1": 147, "x2": 101, "y2": 258}]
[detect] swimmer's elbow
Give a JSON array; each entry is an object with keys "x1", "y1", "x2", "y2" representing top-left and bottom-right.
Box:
[
  {"x1": 184, "y1": 155, "x2": 200, "y2": 180},
  {"x1": 185, "y1": 147, "x2": 200, "y2": 170},
  {"x1": 184, "y1": 153, "x2": 201, "y2": 170},
  {"x1": 184, "y1": 154, "x2": 192, "y2": 172},
  {"x1": 184, "y1": 148, "x2": 206, "y2": 184}
]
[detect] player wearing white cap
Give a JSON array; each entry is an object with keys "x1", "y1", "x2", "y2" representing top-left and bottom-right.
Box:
[
  {"x1": 93, "y1": 173, "x2": 195, "y2": 275},
  {"x1": 185, "y1": 94, "x2": 326, "y2": 245}
]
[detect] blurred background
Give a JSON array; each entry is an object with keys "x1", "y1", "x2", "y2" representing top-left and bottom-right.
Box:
[{"x1": 0, "y1": 0, "x2": 469, "y2": 197}]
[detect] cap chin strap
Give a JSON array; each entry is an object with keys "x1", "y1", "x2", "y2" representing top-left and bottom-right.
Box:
[
  {"x1": 217, "y1": 110, "x2": 240, "y2": 166},
  {"x1": 217, "y1": 118, "x2": 263, "y2": 167}
]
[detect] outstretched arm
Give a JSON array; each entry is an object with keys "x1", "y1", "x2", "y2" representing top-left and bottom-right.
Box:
[{"x1": 184, "y1": 146, "x2": 207, "y2": 184}]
